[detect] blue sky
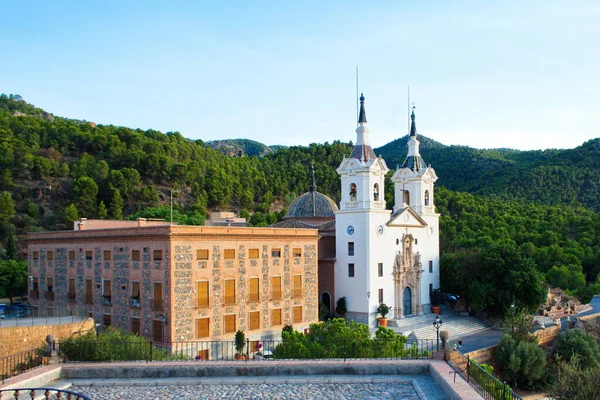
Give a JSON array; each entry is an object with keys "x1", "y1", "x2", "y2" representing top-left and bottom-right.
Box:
[{"x1": 1, "y1": 1, "x2": 599, "y2": 150}]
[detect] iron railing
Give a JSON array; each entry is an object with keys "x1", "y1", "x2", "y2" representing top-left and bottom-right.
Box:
[
  {"x1": 0, "y1": 388, "x2": 91, "y2": 400},
  {"x1": 58, "y1": 338, "x2": 436, "y2": 363},
  {"x1": 447, "y1": 351, "x2": 522, "y2": 400},
  {"x1": 0, "y1": 349, "x2": 45, "y2": 384}
]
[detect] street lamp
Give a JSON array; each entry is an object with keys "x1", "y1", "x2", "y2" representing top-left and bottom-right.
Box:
[{"x1": 433, "y1": 315, "x2": 443, "y2": 351}]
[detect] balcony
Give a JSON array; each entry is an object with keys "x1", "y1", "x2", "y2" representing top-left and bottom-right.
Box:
[
  {"x1": 44, "y1": 291, "x2": 54, "y2": 301},
  {"x1": 103, "y1": 295, "x2": 112, "y2": 306},
  {"x1": 131, "y1": 297, "x2": 141, "y2": 308},
  {"x1": 68, "y1": 292, "x2": 76, "y2": 302},
  {"x1": 29, "y1": 290, "x2": 39, "y2": 300}
]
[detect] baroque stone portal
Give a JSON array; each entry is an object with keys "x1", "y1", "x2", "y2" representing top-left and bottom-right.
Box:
[{"x1": 393, "y1": 234, "x2": 424, "y2": 319}]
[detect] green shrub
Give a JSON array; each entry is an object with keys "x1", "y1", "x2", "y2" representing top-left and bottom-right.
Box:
[
  {"x1": 554, "y1": 329, "x2": 600, "y2": 369},
  {"x1": 495, "y1": 334, "x2": 546, "y2": 388}
]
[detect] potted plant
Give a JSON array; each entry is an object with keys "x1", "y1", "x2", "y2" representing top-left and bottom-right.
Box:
[
  {"x1": 377, "y1": 303, "x2": 392, "y2": 327},
  {"x1": 430, "y1": 289, "x2": 444, "y2": 315},
  {"x1": 234, "y1": 330, "x2": 246, "y2": 360}
]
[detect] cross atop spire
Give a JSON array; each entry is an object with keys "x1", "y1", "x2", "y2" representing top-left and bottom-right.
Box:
[
  {"x1": 409, "y1": 106, "x2": 417, "y2": 137},
  {"x1": 358, "y1": 93, "x2": 367, "y2": 123},
  {"x1": 309, "y1": 164, "x2": 317, "y2": 192}
]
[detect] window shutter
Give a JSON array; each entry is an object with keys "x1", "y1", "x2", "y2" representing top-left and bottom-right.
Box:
[{"x1": 197, "y1": 281, "x2": 209, "y2": 307}]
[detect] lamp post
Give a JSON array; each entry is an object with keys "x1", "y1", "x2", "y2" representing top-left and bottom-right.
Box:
[{"x1": 433, "y1": 315, "x2": 443, "y2": 351}]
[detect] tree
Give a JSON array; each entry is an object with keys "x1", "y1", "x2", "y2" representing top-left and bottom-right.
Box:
[
  {"x1": 5, "y1": 224, "x2": 17, "y2": 260},
  {"x1": 495, "y1": 334, "x2": 547, "y2": 389},
  {"x1": 97, "y1": 201, "x2": 107, "y2": 219},
  {"x1": 551, "y1": 357, "x2": 600, "y2": 400},
  {"x1": 64, "y1": 204, "x2": 79, "y2": 226},
  {"x1": 109, "y1": 188, "x2": 124, "y2": 220},
  {"x1": 0, "y1": 191, "x2": 15, "y2": 225},
  {"x1": 0, "y1": 260, "x2": 27, "y2": 304},
  {"x1": 554, "y1": 329, "x2": 600, "y2": 369},
  {"x1": 72, "y1": 177, "x2": 98, "y2": 217}
]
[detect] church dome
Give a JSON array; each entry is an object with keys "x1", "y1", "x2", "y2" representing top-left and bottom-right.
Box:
[{"x1": 284, "y1": 191, "x2": 339, "y2": 219}]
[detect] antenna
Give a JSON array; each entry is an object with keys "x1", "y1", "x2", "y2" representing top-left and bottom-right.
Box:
[{"x1": 356, "y1": 66, "x2": 359, "y2": 125}]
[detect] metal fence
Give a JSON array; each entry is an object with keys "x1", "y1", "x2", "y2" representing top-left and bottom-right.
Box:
[
  {"x1": 0, "y1": 387, "x2": 91, "y2": 400},
  {"x1": 0, "y1": 348, "x2": 45, "y2": 384},
  {"x1": 58, "y1": 338, "x2": 437, "y2": 363},
  {"x1": 448, "y1": 351, "x2": 522, "y2": 400}
]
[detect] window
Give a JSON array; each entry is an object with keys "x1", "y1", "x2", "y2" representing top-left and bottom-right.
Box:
[
  {"x1": 249, "y1": 278, "x2": 259, "y2": 302},
  {"x1": 292, "y1": 248, "x2": 302, "y2": 257},
  {"x1": 152, "y1": 319, "x2": 164, "y2": 343},
  {"x1": 271, "y1": 276, "x2": 282, "y2": 300},
  {"x1": 85, "y1": 251, "x2": 93, "y2": 261},
  {"x1": 224, "y1": 314, "x2": 236, "y2": 334},
  {"x1": 224, "y1": 279, "x2": 236, "y2": 304},
  {"x1": 32, "y1": 251, "x2": 39, "y2": 260},
  {"x1": 424, "y1": 190, "x2": 430, "y2": 206},
  {"x1": 271, "y1": 309, "x2": 282, "y2": 326},
  {"x1": 348, "y1": 263, "x2": 355, "y2": 278},
  {"x1": 224, "y1": 249, "x2": 235, "y2": 259},
  {"x1": 68, "y1": 251, "x2": 76, "y2": 261},
  {"x1": 197, "y1": 318, "x2": 210, "y2": 339},
  {"x1": 131, "y1": 318, "x2": 141, "y2": 335},
  {"x1": 153, "y1": 250, "x2": 163, "y2": 261},
  {"x1": 197, "y1": 281, "x2": 209, "y2": 307},
  {"x1": 103, "y1": 280, "x2": 112, "y2": 306},
  {"x1": 47, "y1": 277, "x2": 54, "y2": 292},
  {"x1": 32, "y1": 277, "x2": 39, "y2": 291},
  {"x1": 249, "y1": 249, "x2": 259, "y2": 259},
  {"x1": 47, "y1": 250, "x2": 54, "y2": 261},
  {"x1": 403, "y1": 190, "x2": 410, "y2": 205},
  {"x1": 68, "y1": 279, "x2": 76, "y2": 302},
  {"x1": 378, "y1": 263, "x2": 383, "y2": 277},
  {"x1": 131, "y1": 282, "x2": 141, "y2": 308},
  {"x1": 103, "y1": 250, "x2": 112, "y2": 261},
  {"x1": 153, "y1": 282, "x2": 163, "y2": 310},
  {"x1": 293, "y1": 275, "x2": 302, "y2": 298},
  {"x1": 271, "y1": 248, "x2": 281, "y2": 258},
  {"x1": 348, "y1": 242, "x2": 354, "y2": 256},
  {"x1": 85, "y1": 279, "x2": 93, "y2": 304},
  {"x1": 132, "y1": 250, "x2": 141, "y2": 261},
  {"x1": 378, "y1": 288, "x2": 384, "y2": 304},
  {"x1": 196, "y1": 249, "x2": 209, "y2": 260},
  {"x1": 103, "y1": 314, "x2": 112, "y2": 329},
  {"x1": 373, "y1": 183, "x2": 380, "y2": 201},
  {"x1": 249, "y1": 311, "x2": 260, "y2": 330},
  {"x1": 429, "y1": 260, "x2": 433, "y2": 273},
  {"x1": 429, "y1": 283, "x2": 433, "y2": 298},
  {"x1": 349, "y1": 183, "x2": 357, "y2": 201},
  {"x1": 293, "y1": 306, "x2": 303, "y2": 324}
]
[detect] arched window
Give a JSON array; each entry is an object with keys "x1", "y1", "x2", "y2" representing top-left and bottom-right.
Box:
[
  {"x1": 424, "y1": 190, "x2": 430, "y2": 206},
  {"x1": 349, "y1": 183, "x2": 357, "y2": 201},
  {"x1": 403, "y1": 190, "x2": 410, "y2": 205},
  {"x1": 373, "y1": 183, "x2": 379, "y2": 201}
]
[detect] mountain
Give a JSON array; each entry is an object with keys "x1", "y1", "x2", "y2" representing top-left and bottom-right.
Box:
[
  {"x1": 375, "y1": 135, "x2": 600, "y2": 212},
  {"x1": 207, "y1": 139, "x2": 280, "y2": 157}
]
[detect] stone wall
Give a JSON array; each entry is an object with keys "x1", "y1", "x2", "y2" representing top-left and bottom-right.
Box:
[{"x1": 0, "y1": 318, "x2": 95, "y2": 357}]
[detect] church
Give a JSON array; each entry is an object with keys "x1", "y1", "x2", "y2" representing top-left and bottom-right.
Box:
[{"x1": 276, "y1": 94, "x2": 440, "y2": 327}]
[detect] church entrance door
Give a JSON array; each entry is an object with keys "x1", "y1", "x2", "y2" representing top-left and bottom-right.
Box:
[
  {"x1": 321, "y1": 292, "x2": 331, "y2": 315},
  {"x1": 403, "y1": 287, "x2": 412, "y2": 316}
]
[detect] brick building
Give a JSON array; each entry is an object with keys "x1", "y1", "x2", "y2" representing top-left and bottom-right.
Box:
[{"x1": 27, "y1": 219, "x2": 319, "y2": 344}]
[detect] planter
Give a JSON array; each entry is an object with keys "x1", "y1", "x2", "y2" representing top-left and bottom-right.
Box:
[
  {"x1": 378, "y1": 318, "x2": 388, "y2": 327},
  {"x1": 431, "y1": 306, "x2": 440, "y2": 315},
  {"x1": 234, "y1": 354, "x2": 247, "y2": 360}
]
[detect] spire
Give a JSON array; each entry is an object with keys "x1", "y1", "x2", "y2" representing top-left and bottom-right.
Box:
[
  {"x1": 409, "y1": 106, "x2": 417, "y2": 137},
  {"x1": 358, "y1": 93, "x2": 367, "y2": 123},
  {"x1": 309, "y1": 164, "x2": 317, "y2": 193}
]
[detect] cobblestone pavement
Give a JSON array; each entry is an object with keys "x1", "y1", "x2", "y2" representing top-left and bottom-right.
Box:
[{"x1": 67, "y1": 375, "x2": 450, "y2": 400}]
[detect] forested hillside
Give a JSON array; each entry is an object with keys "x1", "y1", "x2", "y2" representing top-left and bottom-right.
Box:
[
  {"x1": 207, "y1": 138, "x2": 280, "y2": 157},
  {"x1": 1, "y1": 94, "x2": 599, "y2": 309},
  {"x1": 375, "y1": 135, "x2": 600, "y2": 212}
]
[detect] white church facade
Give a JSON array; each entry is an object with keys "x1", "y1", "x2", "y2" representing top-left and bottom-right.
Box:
[{"x1": 334, "y1": 94, "x2": 440, "y2": 327}]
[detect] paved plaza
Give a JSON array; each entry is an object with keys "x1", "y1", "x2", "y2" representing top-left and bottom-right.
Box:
[{"x1": 64, "y1": 375, "x2": 450, "y2": 400}]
